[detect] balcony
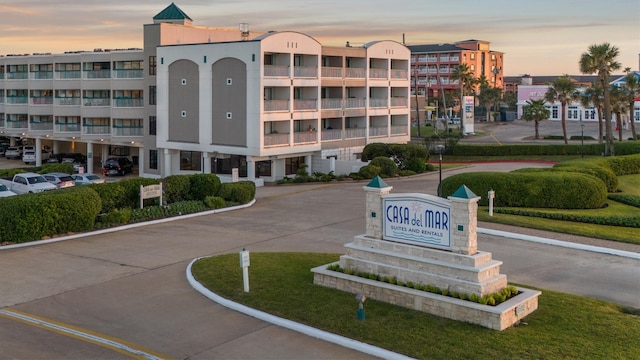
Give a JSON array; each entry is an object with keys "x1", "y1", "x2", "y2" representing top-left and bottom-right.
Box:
[
  {"x1": 390, "y1": 97, "x2": 408, "y2": 107},
  {"x1": 113, "y1": 98, "x2": 144, "y2": 108},
  {"x1": 294, "y1": 66, "x2": 318, "y2": 78},
  {"x1": 264, "y1": 65, "x2": 289, "y2": 77},
  {"x1": 6, "y1": 120, "x2": 28, "y2": 129},
  {"x1": 6, "y1": 72, "x2": 28, "y2": 80},
  {"x1": 321, "y1": 129, "x2": 342, "y2": 141},
  {"x1": 83, "y1": 125, "x2": 111, "y2": 135},
  {"x1": 293, "y1": 99, "x2": 317, "y2": 111},
  {"x1": 30, "y1": 71, "x2": 53, "y2": 80},
  {"x1": 30, "y1": 97, "x2": 53, "y2": 105},
  {"x1": 113, "y1": 69, "x2": 144, "y2": 79},
  {"x1": 264, "y1": 99, "x2": 289, "y2": 112},
  {"x1": 83, "y1": 70, "x2": 111, "y2": 79},
  {"x1": 55, "y1": 71, "x2": 81, "y2": 80},
  {"x1": 369, "y1": 126, "x2": 388, "y2": 137},
  {"x1": 391, "y1": 69, "x2": 408, "y2": 79},
  {"x1": 345, "y1": 98, "x2": 366, "y2": 109},
  {"x1": 264, "y1": 133, "x2": 289, "y2": 147},
  {"x1": 344, "y1": 127, "x2": 365, "y2": 139},
  {"x1": 369, "y1": 98, "x2": 388, "y2": 108},
  {"x1": 440, "y1": 56, "x2": 450, "y2": 62},
  {"x1": 56, "y1": 97, "x2": 81, "y2": 106},
  {"x1": 391, "y1": 125, "x2": 408, "y2": 135},
  {"x1": 55, "y1": 123, "x2": 81, "y2": 133},
  {"x1": 113, "y1": 125, "x2": 143, "y2": 137},
  {"x1": 6, "y1": 96, "x2": 28, "y2": 104},
  {"x1": 427, "y1": 56, "x2": 437, "y2": 62},
  {"x1": 345, "y1": 68, "x2": 365, "y2": 78},
  {"x1": 84, "y1": 98, "x2": 110, "y2": 107},
  {"x1": 30, "y1": 122, "x2": 54, "y2": 131},
  {"x1": 320, "y1": 98, "x2": 342, "y2": 110},
  {"x1": 321, "y1": 67, "x2": 343, "y2": 78},
  {"x1": 0, "y1": 96, "x2": 4, "y2": 104},
  {"x1": 294, "y1": 131, "x2": 317, "y2": 144},
  {"x1": 369, "y1": 69, "x2": 388, "y2": 79}
]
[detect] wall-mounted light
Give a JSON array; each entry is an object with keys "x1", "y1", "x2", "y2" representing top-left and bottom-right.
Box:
[
  {"x1": 130, "y1": 141, "x2": 135, "y2": 144},
  {"x1": 100, "y1": 138, "x2": 104, "y2": 142}
]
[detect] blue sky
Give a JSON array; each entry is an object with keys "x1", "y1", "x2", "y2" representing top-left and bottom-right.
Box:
[{"x1": 0, "y1": 0, "x2": 638, "y2": 75}]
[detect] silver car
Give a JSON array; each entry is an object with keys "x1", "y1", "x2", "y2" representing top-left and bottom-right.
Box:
[
  {"x1": 71, "y1": 173, "x2": 106, "y2": 185},
  {"x1": 43, "y1": 172, "x2": 76, "y2": 189}
]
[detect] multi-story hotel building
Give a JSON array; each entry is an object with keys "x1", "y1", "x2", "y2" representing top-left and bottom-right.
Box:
[
  {"x1": 0, "y1": 3, "x2": 411, "y2": 184},
  {"x1": 407, "y1": 40, "x2": 504, "y2": 98}
]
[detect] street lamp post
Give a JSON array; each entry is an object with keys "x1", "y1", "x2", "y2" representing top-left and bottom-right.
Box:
[{"x1": 436, "y1": 145, "x2": 444, "y2": 197}]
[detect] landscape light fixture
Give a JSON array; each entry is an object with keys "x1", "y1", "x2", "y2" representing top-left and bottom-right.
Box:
[{"x1": 355, "y1": 293, "x2": 366, "y2": 320}]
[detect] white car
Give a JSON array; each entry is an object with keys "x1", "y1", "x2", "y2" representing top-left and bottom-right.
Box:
[
  {"x1": 5, "y1": 146, "x2": 22, "y2": 159},
  {"x1": 0, "y1": 184, "x2": 17, "y2": 197},
  {"x1": 22, "y1": 150, "x2": 51, "y2": 164},
  {"x1": 71, "y1": 173, "x2": 106, "y2": 185}
]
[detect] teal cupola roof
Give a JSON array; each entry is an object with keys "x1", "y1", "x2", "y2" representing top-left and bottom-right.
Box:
[
  {"x1": 153, "y1": 3, "x2": 193, "y2": 25},
  {"x1": 366, "y1": 176, "x2": 389, "y2": 189},
  {"x1": 450, "y1": 185, "x2": 477, "y2": 199}
]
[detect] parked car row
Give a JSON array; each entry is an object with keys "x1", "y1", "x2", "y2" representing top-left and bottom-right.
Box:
[{"x1": 0, "y1": 171, "x2": 107, "y2": 196}]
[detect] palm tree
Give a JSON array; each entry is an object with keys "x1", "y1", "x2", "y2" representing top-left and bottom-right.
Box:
[
  {"x1": 451, "y1": 64, "x2": 476, "y2": 133},
  {"x1": 609, "y1": 85, "x2": 627, "y2": 141},
  {"x1": 622, "y1": 68, "x2": 639, "y2": 140},
  {"x1": 579, "y1": 43, "x2": 621, "y2": 155},
  {"x1": 580, "y1": 83, "x2": 604, "y2": 142},
  {"x1": 544, "y1": 75, "x2": 578, "y2": 144},
  {"x1": 522, "y1": 99, "x2": 550, "y2": 139}
]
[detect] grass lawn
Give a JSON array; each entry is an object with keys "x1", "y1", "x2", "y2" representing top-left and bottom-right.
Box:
[{"x1": 192, "y1": 252, "x2": 640, "y2": 360}]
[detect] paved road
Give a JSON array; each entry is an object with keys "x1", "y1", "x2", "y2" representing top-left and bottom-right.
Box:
[{"x1": 1, "y1": 163, "x2": 638, "y2": 359}]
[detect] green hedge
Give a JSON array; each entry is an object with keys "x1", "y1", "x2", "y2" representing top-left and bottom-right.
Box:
[
  {"x1": 217, "y1": 181, "x2": 255, "y2": 204},
  {"x1": 452, "y1": 142, "x2": 640, "y2": 156},
  {"x1": 555, "y1": 154, "x2": 640, "y2": 177},
  {"x1": 0, "y1": 186, "x2": 102, "y2": 243},
  {"x1": 162, "y1": 175, "x2": 191, "y2": 203},
  {"x1": 515, "y1": 165, "x2": 618, "y2": 193},
  {"x1": 494, "y1": 208, "x2": 640, "y2": 228},
  {"x1": 189, "y1": 173, "x2": 222, "y2": 201},
  {"x1": 441, "y1": 172, "x2": 607, "y2": 209}
]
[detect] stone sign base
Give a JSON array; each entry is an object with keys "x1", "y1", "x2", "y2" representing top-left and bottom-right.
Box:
[
  {"x1": 312, "y1": 235, "x2": 540, "y2": 330},
  {"x1": 312, "y1": 261, "x2": 540, "y2": 331}
]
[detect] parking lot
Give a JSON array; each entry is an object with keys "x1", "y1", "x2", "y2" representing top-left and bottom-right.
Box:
[{"x1": 0, "y1": 156, "x2": 137, "y2": 182}]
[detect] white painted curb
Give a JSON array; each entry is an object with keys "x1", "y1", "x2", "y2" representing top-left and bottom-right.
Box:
[
  {"x1": 478, "y1": 227, "x2": 640, "y2": 260},
  {"x1": 186, "y1": 258, "x2": 416, "y2": 360}
]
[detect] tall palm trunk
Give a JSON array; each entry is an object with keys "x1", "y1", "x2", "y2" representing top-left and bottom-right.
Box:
[
  {"x1": 602, "y1": 79, "x2": 615, "y2": 156},
  {"x1": 561, "y1": 103, "x2": 568, "y2": 144},
  {"x1": 597, "y1": 106, "x2": 603, "y2": 143},
  {"x1": 630, "y1": 100, "x2": 638, "y2": 140},
  {"x1": 616, "y1": 112, "x2": 623, "y2": 141},
  {"x1": 535, "y1": 120, "x2": 540, "y2": 139}
]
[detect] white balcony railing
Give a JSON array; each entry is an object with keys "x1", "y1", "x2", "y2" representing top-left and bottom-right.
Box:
[
  {"x1": 294, "y1": 66, "x2": 318, "y2": 78},
  {"x1": 293, "y1": 99, "x2": 317, "y2": 111},
  {"x1": 321, "y1": 67, "x2": 343, "y2": 78},
  {"x1": 264, "y1": 99, "x2": 289, "y2": 112},
  {"x1": 294, "y1": 131, "x2": 317, "y2": 144},
  {"x1": 264, "y1": 133, "x2": 289, "y2": 147},
  {"x1": 345, "y1": 98, "x2": 366, "y2": 108},
  {"x1": 369, "y1": 127, "x2": 388, "y2": 137},
  {"x1": 321, "y1": 129, "x2": 342, "y2": 141},
  {"x1": 321, "y1": 98, "x2": 342, "y2": 110},
  {"x1": 264, "y1": 65, "x2": 289, "y2": 77},
  {"x1": 369, "y1": 68, "x2": 388, "y2": 79},
  {"x1": 345, "y1": 68, "x2": 365, "y2": 78},
  {"x1": 344, "y1": 127, "x2": 366, "y2": 139}
]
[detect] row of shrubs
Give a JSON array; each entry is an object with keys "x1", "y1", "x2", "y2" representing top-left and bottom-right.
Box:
[
  {"x1": 441, "y1": 154, "x2": 640, "y2": 210},
  {"x1": 608, "y1": 194, "x2": 640, "y2": 208},
  {"x1": 326, "y1": 264, "x2": 520, "y2": 306},
  {"x1": 493, "y1": 208, "x2": 640, "y2": 228},
  {"x1": 452, "y1": 141, "x2": 640, "y2": 156},
  {"x1": 0, "y1": 173, "x2": 256, "y2": 244}
]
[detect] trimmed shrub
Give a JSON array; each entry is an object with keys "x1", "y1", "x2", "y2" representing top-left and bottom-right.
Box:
[
  {"x1": 516, "y1": 165, "x2": 618, "y2": 192},
  {"x1": 358, "y1": 165, "x2": 381, "y2": 179},
  {"x1": 405, "y1": 157, "x2": 426, "y2": 173},
  {"x1": 89, "y1": 182, "x2": 126, "y2": 213},
  {"x1": 117, "y1": 178, "x2": 161, "y2": 209},
  {"x1": 361, "y1": 143, "x2": 391, "y2": 162},
  {"x1": 101, "y1": 208, "x2": 132, "y2": 225},
  {"x1": 452, "y1": 142, "x2": 640, "y2": 156},
  {"x1": 37, "y1": 163, "x2": 75, "y2": 174},
  {"x1": 162, "y1": 175, "x2": 191, "y2": 203},
  {"x1": 217, "y1": 181, "x2": 255, "y2": 204},
  {"x1": 370, "y1": 156, "x2": 398, "y2": 177},
  {"x1": 189, "y1": 173, "x2": 221, "y2": 201},
  {"x1": 204, "y1": 196, "x2": 226, "y2": 209},
  {"x1": 441, "y1": 171, "x2": 607, "y2": 209},
  {"x1": 0, "y1": 186, "x2": 101, "y2": 243},
  {"x1": 390, "y1": 143, "x2": 429, "y2": 171}
]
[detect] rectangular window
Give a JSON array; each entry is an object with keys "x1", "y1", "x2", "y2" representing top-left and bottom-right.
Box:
[
  {"x1": 180, "y1": 151, "x2": 202, "y2": 171},
  {"x1": 552, "y1": 106, "x2": 558, "y2": 119},
  {"x1": 149, "y1": 85, "x2": 156, "y2": 105},
  {"x1": 149, "y1": 56, "x2": 157, "y2": 75},
  {"x1": 149, "y1": 149, "x2": 158, "y2": 170},
  {"x1": 285, "y1": 156, "x2": 305, "y2": 176},
  {"x1": 149, "y1": 116, "x2": 157, "y2": 136}
]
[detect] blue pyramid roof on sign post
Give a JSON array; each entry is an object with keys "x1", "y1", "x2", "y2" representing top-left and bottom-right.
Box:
[
  {"x1": 450, "y1": 185, "x2": 477, "y2": 199},
  {"x1": 366, "y1": 175, "x2": 389, "y2": 189}
]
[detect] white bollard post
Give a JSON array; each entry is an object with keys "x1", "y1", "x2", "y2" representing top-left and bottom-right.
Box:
[
  {"x1": 488, "y1": 190, "x2": 495, "y2": 217},
  {"x1": 239, "y1": 248, "x2": 250, "y2": 292}
]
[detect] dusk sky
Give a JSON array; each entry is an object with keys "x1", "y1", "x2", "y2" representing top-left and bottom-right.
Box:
[{"x1": 1, "y1": 0, "x2": 638, "y2": 76}]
